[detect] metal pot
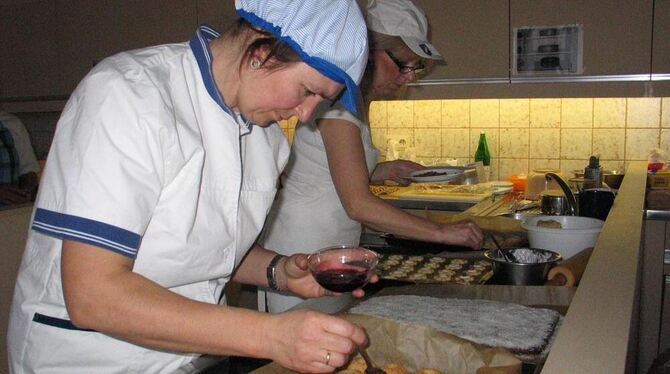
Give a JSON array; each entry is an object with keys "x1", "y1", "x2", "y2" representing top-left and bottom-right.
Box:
[
  {"x1": 540, "y1": 190, "x2": 570, "y2": 215},
  {"x1": 484, "y1": 248, "x2": 562, "y2": 285}
]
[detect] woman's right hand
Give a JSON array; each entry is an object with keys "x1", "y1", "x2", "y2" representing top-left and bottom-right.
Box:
[
  {"x1": 261, "y1": 309, "x2": 367, "y2": 373},
  {"x1": 435, "y1": 220, "x2": 484, "y2": 250}
]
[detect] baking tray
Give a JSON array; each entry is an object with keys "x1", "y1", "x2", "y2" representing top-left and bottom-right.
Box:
[{"x1": 376, "y1": 253, "x2": 493, "y2": 285}]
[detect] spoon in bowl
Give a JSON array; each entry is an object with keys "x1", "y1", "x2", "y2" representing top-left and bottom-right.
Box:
[{"x1": 488, "y1": 233, "x2": 515, "y2": 263}]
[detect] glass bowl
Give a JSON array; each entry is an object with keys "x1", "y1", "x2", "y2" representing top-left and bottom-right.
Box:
[{"x1": 307, "y1": 245, "x2": 379, "y2": 292}]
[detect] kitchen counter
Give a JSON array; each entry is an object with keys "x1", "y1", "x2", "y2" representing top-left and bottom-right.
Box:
[
  {"x1": 178, "y1": 163, "x2": 649, "y2": 373},
  {"x1": 541, "y1": 161, "x2": 647, "y2": 374}
]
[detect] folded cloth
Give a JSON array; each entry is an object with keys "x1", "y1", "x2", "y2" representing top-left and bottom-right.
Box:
[{"x1": 349, "y1": 295, "x2": 560, "y2": 356}]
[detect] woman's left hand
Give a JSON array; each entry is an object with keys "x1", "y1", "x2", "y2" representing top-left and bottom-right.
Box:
[
  {"x1": 371, "y1": 160, "x2": 424, "y2": 186},
  {"x1": 279, "y1": 254, "x2": 378, "y2": 299}
]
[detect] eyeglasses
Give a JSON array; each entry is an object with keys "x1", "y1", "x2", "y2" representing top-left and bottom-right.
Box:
[{"x1": 385, "y1": 50, "x2": 425, "y2": 75}]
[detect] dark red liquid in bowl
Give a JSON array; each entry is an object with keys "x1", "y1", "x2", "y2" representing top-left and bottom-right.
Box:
[{"x1": 312, "y1": 265, "x2": 369, "y2": 292}]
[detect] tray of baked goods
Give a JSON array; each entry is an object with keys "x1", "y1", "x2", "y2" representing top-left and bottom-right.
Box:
[{"x1": 376, "y1": 253, "x2": 493, "y2": 285}]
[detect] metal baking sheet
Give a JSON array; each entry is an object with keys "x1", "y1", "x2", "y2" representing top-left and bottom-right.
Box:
[{"x1": 376, "y1": 253, "x2": 493, "y2": 285}]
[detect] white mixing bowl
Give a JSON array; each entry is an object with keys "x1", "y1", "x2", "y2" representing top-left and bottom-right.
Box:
[{"x1": 521, "y1": 215, "x2": 604, "y2": 259}]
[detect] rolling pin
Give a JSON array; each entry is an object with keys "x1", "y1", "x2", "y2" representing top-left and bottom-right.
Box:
[{"x1": 545, "y1": 247, "x2": 594, "y2": 286}]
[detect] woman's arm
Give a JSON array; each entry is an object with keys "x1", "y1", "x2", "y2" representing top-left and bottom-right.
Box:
[
  {"x1": 318, "y1": 119, "x2": 483, "y2": 249},
  {"x1": 61, "y1": 240, "x2": 365, "y2": 372},
  {"x1": 233, "y1": 243, "x2": 374, "y2": 299}
]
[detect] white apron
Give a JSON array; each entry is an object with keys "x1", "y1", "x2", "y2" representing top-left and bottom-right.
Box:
[
  {"x1": 259, "y1": 103, "x2": 379, "y2": 313},
  {"x1": 8, "y1": 26, "x2": 289, "y2": 373}
]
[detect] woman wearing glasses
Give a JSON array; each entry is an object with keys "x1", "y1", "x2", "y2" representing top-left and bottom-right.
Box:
[{"x1": 259, "y1": 0, "x2": 484, "y2": 313}]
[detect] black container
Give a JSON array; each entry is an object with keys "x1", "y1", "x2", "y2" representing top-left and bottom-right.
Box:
[{"x1": 579, "y1": 188, "x2": 615, "y2": 221}]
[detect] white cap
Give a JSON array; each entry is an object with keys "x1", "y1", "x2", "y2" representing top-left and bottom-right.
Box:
[
  {"x1": 366, "y1": 0, "x2": 443, "y2": 60},
  {"x1": 235, "y1": 0, "x2": 369, "y2": 115}
]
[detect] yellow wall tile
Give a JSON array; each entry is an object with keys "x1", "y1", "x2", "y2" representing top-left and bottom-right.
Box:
[
  {"x1": 500, "y1": 99, "x2": 530, "y2": 128},
  {"x1": 441, "y1": 99, "x2": 470, "y2": 128},
  {"x1": 529, "y1": 129, "x2": 560, "y2": 159},
  {"x1": 488, "y1": 159, "x2": 500, "y2": 181},
  {"x1": 593, "y1": 129, "x2": 625, "y2": 160},
  {"x1": 600, "y1": 160, "x2": 625, "y2": 173},
  {"x1": 413, "y1": 100, "x2": 442, "y2": 128},
  {"x1": 415, "y1": 157, "x2": 443, "y2": 166},
  {"x1": 288, "y1": 117, "x2": 298, "y2": 129},
  {"x1": 370, "y1": 127, "x2": 388, "y2": 159},
  {"x1": 367, "y1": 96, "x2": 665, "y2": 178},
  {"x1": 663, "y1": 98, "x2": 670, "y2": 128},
  {"x1": 286, "y1": 128, "x2": 295, "y2": 145},
  {"x1": 530, "y1": 159, "x2": 560, "y2": 172},
  {"x1": 627, "y1": 98, "x2": 661, "y2": 128},
  {"x1": 415, "y1": 128, "x2": 441, "y2": 157},
  {"x1": 593, "y1": 98, "x2": 626, "y2": 128},
  {"x1": 498, "y1": 158, "x2": 528, "y2": 180},
  {"x1": 498, "y1": 129, "x2": 529, "y2": 158},
  {"x1": 441, "y1": 128, "x2": 471, "y2": 159},
  {"x1": 560, "y1": 159, "x2": 589, "y2": 175},
  {"x1": 660, "y1": 129, "x2": 670, "y2": 158},
  {"x1": 625, "y1": 128, "x2": 660, "y2": 160},
  {"x1": 530, "y1": 98, "x2": 561, "y2": 128},
  {"x1": 387, "y1": 100, "x2": 414, "y2": 128},
  {"x1": 470, "y1": 99, "x2": 499, "y2": 128},
  {"x1": 561, "y1": 98, "x2": 593, "y2": 128},
  {"x1": 368, "y1": 101, "x2": 387, "y2": 128},
  {"x1": 561, "y1": 129, "x2": 592, "y2": 159},
  {"x1": 385, "y1": 128, "x2": 415, "y2": 160}
]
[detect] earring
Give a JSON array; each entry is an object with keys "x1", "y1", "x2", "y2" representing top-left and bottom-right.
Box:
[{"x1": 250, "y1": 59, "x2": 261, "y2": 69}]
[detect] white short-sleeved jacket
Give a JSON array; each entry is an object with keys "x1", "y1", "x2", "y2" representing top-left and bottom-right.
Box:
[
  {"x1": 8, "y1": 26, "x2": 289, "y2": 373},
  {"x1": 259, "y1": 102, "x2": 379, "y2": 313}
]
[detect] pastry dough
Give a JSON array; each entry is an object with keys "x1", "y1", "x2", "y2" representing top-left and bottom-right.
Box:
[
  {"x1": 537, "y1": 219, "x2": 562, "y2": 229},
  {"x1": 382, "y1": 363, "x2": 409, "y2": 374}
]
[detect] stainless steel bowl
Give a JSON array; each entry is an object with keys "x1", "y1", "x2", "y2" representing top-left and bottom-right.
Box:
[
  {"x1": 540, "y1": 191, "x2": 570, "y2": 215},
  {"x1": 484, "y1": 248, "x2": 562, "y2": 285}
]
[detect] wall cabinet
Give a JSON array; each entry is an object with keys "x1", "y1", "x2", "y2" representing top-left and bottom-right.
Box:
[
  {"x1": 407, "y1": 0, "x2": 666, "y2": 99},
  {"x1": 653, "y1": 0, "x2": 670, "y2": 77},
  {"x1": 415, "y1": 0, "x2": 509, "y2": 81},
  {"x1": 511, "y1": 0, "x2": 653, "y2": 77}
]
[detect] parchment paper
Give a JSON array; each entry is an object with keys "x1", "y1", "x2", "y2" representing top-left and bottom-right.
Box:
[{"x1": 252, "y1": 284, "x2": 574, "y2": 374}]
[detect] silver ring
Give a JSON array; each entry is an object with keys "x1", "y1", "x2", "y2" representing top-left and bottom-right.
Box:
[{"x1": 325, "y1": 351, "x2": 331, "y2": 366}]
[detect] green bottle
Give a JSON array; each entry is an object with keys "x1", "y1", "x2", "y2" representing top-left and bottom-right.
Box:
[{"x1": 474, "y1": 131, "x2": 491, "y2": 166}]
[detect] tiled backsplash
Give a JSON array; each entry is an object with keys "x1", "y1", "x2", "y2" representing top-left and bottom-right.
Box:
[{"x1": 281, "y1": 97, "x2": 670, "y2": 181}]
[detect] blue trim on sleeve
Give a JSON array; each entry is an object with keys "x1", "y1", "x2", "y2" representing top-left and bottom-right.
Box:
[
  {"x1": 32, "y1": 208, "x2": 141, "y2": 258},
  {"x1": 33, "y1": 313, "x2": 96, "y2": 332}
]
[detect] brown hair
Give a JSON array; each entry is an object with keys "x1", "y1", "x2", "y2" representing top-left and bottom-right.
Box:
[{"x1": 223, "y1": 18, "x2": 302, "y2": 72}]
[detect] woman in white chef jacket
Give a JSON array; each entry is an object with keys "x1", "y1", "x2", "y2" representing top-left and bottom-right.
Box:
[
  {"x1": 7, "y1": 1, "x2": 372, "y2": 373},
  {"x1": 260, "y1": 0, "x2": 485, "y2": 314}
]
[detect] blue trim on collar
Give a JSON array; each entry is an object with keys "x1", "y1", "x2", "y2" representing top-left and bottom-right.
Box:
[
  {"x1": 236, "y1": 10, "x2": 361, "y2": 115},
  {"x1": 189, "y1": 25, "x2": 253, "y2": 130}
]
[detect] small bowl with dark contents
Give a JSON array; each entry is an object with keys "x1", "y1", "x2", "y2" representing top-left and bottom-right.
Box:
[
  {"x1": 307, "y1": 246, "x2": 379, "y2": 292},
  {"x1": 484, "y1": 247, "x2": 561, "y2": 285}
]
